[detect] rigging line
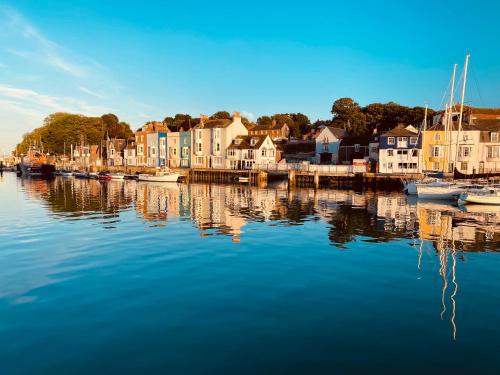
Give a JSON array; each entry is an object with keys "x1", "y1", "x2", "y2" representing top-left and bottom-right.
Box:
[{"x1": 469, "y1": 65, "x2": 484, "y2": 108}]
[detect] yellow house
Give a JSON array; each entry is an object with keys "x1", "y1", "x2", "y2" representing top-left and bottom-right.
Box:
[{"x1": 421, "y1": 124, "x2": 455, "y2": 173}]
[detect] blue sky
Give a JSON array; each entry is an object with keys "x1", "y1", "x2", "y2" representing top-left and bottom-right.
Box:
[{"x1": 1, "y1": 0, "x2": 499, "y2": 152}]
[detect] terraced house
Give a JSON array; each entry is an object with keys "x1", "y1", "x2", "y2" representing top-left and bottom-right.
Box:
[
  {"x1": 191, "y1": 112, "x2": 248, "y2": 169},
  {"x1": 226, "y1": 135, "x2": 277, "y2": 169},
  {"x1": 135, "y1": 122, "x2": 170, "y2": 167},
  {"x1": 378, "y1": 125, "x2": 421, "y2": 174}
]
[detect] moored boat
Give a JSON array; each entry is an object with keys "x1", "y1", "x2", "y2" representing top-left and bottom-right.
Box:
[
  {"x1": 74, "y1": 171, "x2": 89, "y2": 179},
  {"x1": 138, "y1": 170, "x2": 179, "y2": 182},
  {"x1": 109, "y1": 172, "x2": 125, "y2": 180},
  {"x1": 98, "y1": 172, "x2": 112, "y2": 181},
  {"x1": 60, "y1": 170, "x2": 73, "y2": 177},
  {"x1": 458, "y1": 188, "x2": 500, "y2": 205}
]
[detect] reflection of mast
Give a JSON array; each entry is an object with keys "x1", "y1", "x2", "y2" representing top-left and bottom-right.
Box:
[{"x1": 450, "y1": 234, "x2": 458, "y2": 340}]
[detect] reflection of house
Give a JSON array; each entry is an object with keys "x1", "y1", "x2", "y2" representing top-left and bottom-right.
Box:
[
  {"x1": 248, "y1": 120, "x2": 290, "y2": 141},
  {"x1": 379, "y1": 125, "x2": 421, "y2": 174},
  {"x1": 315, "y1": 126, "x2": 347, "y2": 164},
  {"x1": 226, "y1": 135, "x2": 277, "y2": 169}
]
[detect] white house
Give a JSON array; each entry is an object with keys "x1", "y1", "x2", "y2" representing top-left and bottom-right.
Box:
[
  {"x1": 315, "y1": 126, "x2": 347, "y2": 164},
  {"x1": 378, "y1": 125, "x2": 421, "y2": 174},
  {"x1": 226, "y1": 135, "x2": 277, "y2": 169}
]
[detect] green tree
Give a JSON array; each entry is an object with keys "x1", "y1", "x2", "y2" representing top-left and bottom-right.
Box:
[
  {"x1": 210, "y1": 111, "x2": 231, "y2": 120},
  {"x1": 331, "y1": 97, "x2": 367, "y2": 135}
]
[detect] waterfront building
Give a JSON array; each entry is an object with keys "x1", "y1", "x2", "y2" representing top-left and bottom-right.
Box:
[
  {"x1": 226, "y1": 135, "x2": 277, "y2": 169},
  {"x1": 135, "y1": 122, "x2": 170, "y2": 167},
  {"x1": 191, "y1": 112, "x2": 248, "y2": 169},
  {"x1": 248, "y1": 120, "x2": 290, "y2": 141},
  {"x1": 106, "y1": 139, "x2": 127, "y2": 167},
  {"x1": 338, "y1": 135, "x2": 371, "y2": 165},
  {"x1": 158, "y1": 132, "x2": 167, "y2": 167},
  {"x1": 315, "y1": 126, "x2": 347, "y2": 164},
  {"x1": 124, "y1": 142, "x2": 137, "y2": 166},
  {"x1": 179, "y1": 130, "x2": 191, "y2": 168},
  {"x1": 167, "y1": 132, "x2": 180, "y2": 168},
  {"x1": 378, "y1": 125, "x2": 421, "y2": 174}
]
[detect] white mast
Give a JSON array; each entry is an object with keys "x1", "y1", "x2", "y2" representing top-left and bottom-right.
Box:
[
  {"x1": 445, "y1": 64, "x2": 457, "y2": 173},
  {"x1": 453, "y1": 54, "x2": 470, "y2": 175}
]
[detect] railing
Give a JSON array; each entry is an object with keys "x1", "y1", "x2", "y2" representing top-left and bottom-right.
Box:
[{"x1": 254, "y1": 163, "x2": 353, "y2": 174}]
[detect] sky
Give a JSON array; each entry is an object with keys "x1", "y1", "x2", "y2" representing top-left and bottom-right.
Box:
[{"x1": 1, "y1": 0, "x2": 499, "y2": 153}]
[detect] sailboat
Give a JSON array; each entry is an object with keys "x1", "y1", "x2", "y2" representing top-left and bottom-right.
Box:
[
  {"x1": 417, "y1": 54, "x2": 479, "y2": 200},
  {"x1": 458, "y1": 187, "x2": 500, "y2": 205}
]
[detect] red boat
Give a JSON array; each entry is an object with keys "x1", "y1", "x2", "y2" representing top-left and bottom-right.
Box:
[{"x1": 98, "y1": 172, "x2": 112, "y2": 181}]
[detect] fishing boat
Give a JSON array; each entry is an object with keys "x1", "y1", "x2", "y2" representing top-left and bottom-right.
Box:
[
  {"x1": 109, "y1": 172, "x2": 125, "y2": 180},
  {"x1": 19, "y1": 148, "x2": 55, "y2": 177},
  {"x1": 138, "y1": 170, "x2": 179, "y2": 182},
  {"x1": 458, "y1": 188, "x2": 500, "y2": 205}
]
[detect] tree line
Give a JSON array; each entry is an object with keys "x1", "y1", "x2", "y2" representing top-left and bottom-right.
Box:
[
  {"x1": 15, "y1": 113, "x2": 134, "y2": 155},
  {"x1": 14, "y1": 99, "x2": 434, "y2": 154}
]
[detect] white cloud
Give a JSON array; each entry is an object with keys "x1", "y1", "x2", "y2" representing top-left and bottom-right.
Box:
[
  {"x1": 1, "y1": 6, "x2": 86, "y2": 78},
  {"x1": 79, "y1": 86, "x2": 107, "y2": 100}
]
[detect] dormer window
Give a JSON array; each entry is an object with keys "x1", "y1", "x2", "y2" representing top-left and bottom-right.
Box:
[
  {"x1": 250, "y1": 138, "x2": 258, "y2": 146},
  {"x1": 410, "y1": 137, "x2": 418, "y2": 145},
  {"x1": 234, "y1": 138, "x2": 242, "y2": 145},
  {"x1": 491, "y1": 132, "x2": 499, "y2": 142},
  {"x1": 387, "y1": 137, "x2": 395, "y2": 145}
]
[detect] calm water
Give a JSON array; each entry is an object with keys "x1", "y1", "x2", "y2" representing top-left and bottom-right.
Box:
[{"x1": 1, "y1": 172, "x2": 499, "y2": 374}]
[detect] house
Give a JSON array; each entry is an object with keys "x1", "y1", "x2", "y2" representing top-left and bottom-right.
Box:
[
  {"x1": 167, "y1": 132, "x2": 180, "y2": 168},
  {"x1": 476, "y1": 120, "x2": 500, "y2": 174},
  {"x1": 179, "y1": 130, "x2": 191, "y2": 168},
  {"x1": 338, "y1": 135, "x2": 371, "y2": 165},
  {"x1": 135, "y1": 122, "x2": 170, "y2": 166},
  {"x1": 369, "y1": 129, "x2": 380, "y2": 162},
  {"x1": 226, "y1": 135, "x2": 277, "y2": 169},
  {"x1": 191, "y1": 112, "x2": 248, "y2": 169},
  {"x1": 124, "y1": 142, "x2": 137, "y2": 166},
  {"x1": 106, "y1": 139, "x2": 127, "y2": 167},
  {"x1": 378, "y1": 125, "x2": 421, "y2": 174},
  {"x1": 315, "y1": 126, "x2": 347, "y2": 164},
  {"x1": 248, "y1": 120, "x2": 290, "y2": 141},
  {"x1": 72, "y1": 145, "x2": 91, "y2": 168}
]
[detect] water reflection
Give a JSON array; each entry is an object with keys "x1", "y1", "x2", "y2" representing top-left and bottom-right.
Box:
[{"x1": 18, "y1": 176, "x2": 500, "y2": 251}]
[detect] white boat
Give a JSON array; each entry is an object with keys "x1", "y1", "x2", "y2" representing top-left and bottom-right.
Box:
[
  {"x1": 138, "y1": 171, "x2": 179, "y2": 182},
  {"x1": 458, "y1": 188, "x2": 500, "y2": 205},
  {"x1": 416, "y1": 181, "x2": 485, "y2": 200},
  {"x1": 238, "y1": 176, "x2": 249, "y2": 183},
  {"x1": 60, "y1": 170, "x2": 73, "y2": 177},
  {"x1": 109, "y1": 172, "x2": 125, "y2": 180}
]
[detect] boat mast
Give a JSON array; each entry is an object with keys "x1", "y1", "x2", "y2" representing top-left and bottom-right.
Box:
[
  {"x1": 453, "y1": 54, "x2": 470, "y2": 178},
  {"x1": 445, "y1": 64, "x2": 457, "y2": 173}
]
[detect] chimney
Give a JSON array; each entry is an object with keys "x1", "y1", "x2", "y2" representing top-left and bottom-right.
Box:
[
  {"x1": 271, "y1": 119, "x2": 277, "y2": 126},
  {"x1": 233, "y1": 111, "x2": 241, "y2": 121}
]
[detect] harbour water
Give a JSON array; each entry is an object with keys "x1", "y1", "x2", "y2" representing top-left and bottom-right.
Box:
[{"x1": 1, "y1": 172, "x2": 499, "y2": 374}]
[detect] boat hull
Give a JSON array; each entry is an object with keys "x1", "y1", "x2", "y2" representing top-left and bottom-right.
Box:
[
  {"x1": 138, "y1": 173, "x2": 179, "y2": 182},
  {"x1": 459, "y1": 194, "x2": 500, "y2": 205}
]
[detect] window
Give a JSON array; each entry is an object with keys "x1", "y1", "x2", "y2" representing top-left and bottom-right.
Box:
[
  {"x1": 487, "y1": 146, "x2": 500, "y2": 158},
  {"x1": 463, "y1": 134, "x2": 469, "y2": 141},
  {"x1": 397, "y1": 150, "x2": 408, "y2": 155},
  {"x1": 215, "y1": 143, "x2": 220, "y2": 152},
  {"x1": 151, "y1": 147, "x2": 156, "y2": 156},
  {"x1": 323, "y1": 142, "x2": 329, "y2": 152},
  {"x1": 387, "y1": 150, "x2": 394, "y2": 157},
  {"x1": 182, "y1": 147, "x2": 189, "y2": 157},
  {"x1": 460, "y1": 146, "x2": 470, "y2": 157},
  {"x1": 491, "y1": 132, "x2": 499, "y2": 142},
  {"x1": 432, "y1": 146, "x2": 440, "y2": 157},
  {"x1": 398, "y1": 137, "x2": 407, "y2": 143},
  {"x1": 354, "y1": 144, "x2": 360, "y2": 152},
  {"x1": 460, "y1": 162, "x2": 468, "y2": 171},
  {"x1": 388, "y1": 162, "x2": 393, "y2": 169},
  {"x1": 434, "y1": 134, "x2": 441, "y2": 141},
  {"x1": 196, "y1": 130, "x2": 202, "y2": 139},
  {"x1": 227, "y1": 149, "x2": 235, "y2": 157},
  {"x1": 412, "y1": 149, "x2": 418, "y2": 157},
  {"x1": 433, "y1": 162, "x2": 440, "y2": 170},
  {"x1": 387, "y1": 137, "x2": 395, "y2": 145},
  {"x1": 261, "y1": 149, "x2": 267, "y2": 157},
  {"x1": 196, "y1": 143, "x2": 202, "y2": 153},
  {"x1": 410, "y1": 137, "x2": 418, "y2": 145}
]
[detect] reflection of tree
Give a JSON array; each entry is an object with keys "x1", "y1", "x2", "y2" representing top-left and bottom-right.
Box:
[{"x1": 22, "y1": 178, "x2": 134, "y2": 219}]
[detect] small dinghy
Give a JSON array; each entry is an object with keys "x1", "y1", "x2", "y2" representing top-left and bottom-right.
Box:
[{"x1": 138, "y1": 170, "x2": 179, "y2": 182}]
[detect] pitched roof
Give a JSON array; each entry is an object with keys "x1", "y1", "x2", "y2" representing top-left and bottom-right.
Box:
[
  {"x1": 382, "y1": 126, "x2": 418, "y2": 137},
  {"x1": 227, "y1": 135, "x2": 269, "y2": 150},
  {"x1": 198, "y1": 119, "x2": 233, "y2": 129},
  {"x1": 252, "y1": 121, "x2": 288, "y2": 131},
  {"x1": 325, "y1": 126, "x2": 347, "y2": 139},
  {"x1": 428, "y1": 122, "x2": 480, "y2": 131},
  {"x1": 471, "y1": 119, "x2": 500, "y2": 131}
]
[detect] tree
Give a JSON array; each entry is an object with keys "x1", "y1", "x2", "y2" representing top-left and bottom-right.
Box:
[
  {"x1": 331, "y1": 97, "x2": 367, "y2": 135},
  {"x1": 210, "y1": 111, "x2": 231, "y2": 120}
]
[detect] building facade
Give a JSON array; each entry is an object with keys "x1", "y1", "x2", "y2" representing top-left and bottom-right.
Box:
[
  {"x1": 378, "y1": 126, "x2": 421, "y2": 174},
  {"x1": 179, "y1": 130, "x2": 191, "y2": 168},
  {"x1": 226, "y1": 135, "x2": 277, "y2": 169},
  {"x1": 315, "y1": 126, "x2": 347, "y2": 164}
]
